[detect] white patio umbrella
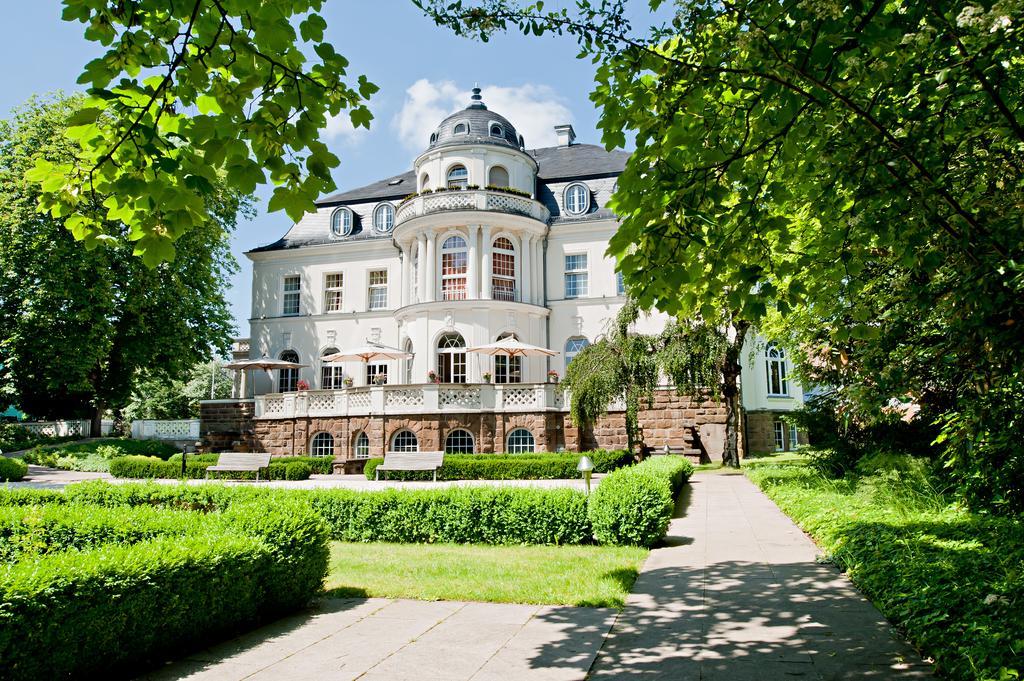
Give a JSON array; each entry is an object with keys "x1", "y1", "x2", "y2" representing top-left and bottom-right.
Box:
[
  {"x1": 467, "y1": 338, "x2": 558, "y2": 384},
  {"x1": 224, "y1": 356, "x2": 308, "y2": 397},
  {"x1": 322, "y1": 343, "x2": 413, "y2": 458}
]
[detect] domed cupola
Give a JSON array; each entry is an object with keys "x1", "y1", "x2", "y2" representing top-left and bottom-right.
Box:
[{"x1": 427, "y1": 87, "x2": 524, "y2": 151}]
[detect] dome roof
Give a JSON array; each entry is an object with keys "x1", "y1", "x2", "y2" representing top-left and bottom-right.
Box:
[{"x1": 427, "y1": 87, "x2": 523, "y2": 151}]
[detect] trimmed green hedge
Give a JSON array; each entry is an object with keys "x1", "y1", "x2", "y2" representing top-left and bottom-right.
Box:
[
  {"x1": 167, "y1": 454, "x2": 333, "y2": 474},
  {"x1": 22, "y1": 438, "x2": 180, "y2": 473},
  {"x1": 363, "y1": 450, "x2": 632, "y2": 481},
  {"x1": 0, "y1": 497, "x2": 328, "y2": 679},
  {"x1": 109, "y1": 455, "x2": 313, "y2": 481},
  {"x1": 588, "y1": 456, "x2": 694, "y2": 547},
  {"x1": 0, "y1": 456, "x2": 27, "y2": 482}
]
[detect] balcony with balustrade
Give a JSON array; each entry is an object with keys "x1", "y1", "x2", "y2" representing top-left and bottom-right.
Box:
[
  {"x1": 394, "y1": 188, "x2": 549, "y2": 228},
  {"x1": 254, "y1": 382, "x2": 567, "y2": 420}
]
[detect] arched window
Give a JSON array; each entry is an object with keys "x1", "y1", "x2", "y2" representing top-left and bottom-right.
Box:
[
  {"x1": 353, "y1": 431, "x2": 370, "y2": 459},
  {"x1": 373, "y1": 203, "x2": 394, "y2": 232},
  {"x1": 507, "y1": 428, "x2": 535, "y2": 453},
  {"x1": 453, "y1": 122, "x2": 469, "y2": 135},
  {"x1": 441, "y1": 235, "x2": 468, "y2": 300},
  {"x1": 494, "y1": 332, "x2": 521, "y2": 384},
  {"x1": 564, "y1": 183, "x2": 590, "y2": 215},
  {"x1": 278, "y1": 350, "x2": 299, "y2": 393},
  {"x1": 403, "y1": 338, "x2": 414, "y2": 384},
  {"x1": 429, "y1": 132, "x2": 437, "y2": 145},
  {"x1": 419, "y1": 173, "x2": 430, "y2": 191},
  {"x1": 445, "y1": 429, "x2": 475, "y2": 454},
  {"x1": 564, "y1": 337, "x2": 589, "y2": 371},
  {"x1": 518, "y1": 134, "x2": 525, "y2": 148},
  {"x1": 437, "y1": 333, "x2": 467, "y2": 384},
  {"x1": 489, "y1": 123, "x2": 503, "y2": 138},
  {"x1": 492, "y1": 237, "x2": 516, "y2": 301},
  {"x1": 447, "y1": 164, "x2": 468, "y2": 189},
  {"x1": 487, "y1": 166, "x2": 509, "y2": 187},
  {"x1": 330, "y1": 208, "x2": 351, "y2": 237},
  {"x1": 391, "y1": 429, "x2": 419, "y2": 452},
  {"x1": 766, "y1": 343, "x2": 789, "y2": 396},
  {"x1": 321, "y1": 347, "x2": 344, "y2": 389},
  {"x1": 310, "y1": 432, "x2": 334, "y2": 457}
]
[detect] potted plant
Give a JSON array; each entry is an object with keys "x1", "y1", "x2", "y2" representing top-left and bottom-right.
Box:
[
  {"x1": 343, "y1": 376, "x2": 354, "y2": 388},
  {"x1": 482, "y1": 372, "x2": 492, "y2": 383},
  {"x1": 295, "y1": 379, "x2": 310, "y2": 392},
  {"x1": 547, "y1": 370, "x2": 560, "y2": 384},
  {"x1": 372, "y1": 373, "x2": 387, "y2": 386},
  {"x1": 427, "y1": 370, "x2": 440, "y2": 384}
]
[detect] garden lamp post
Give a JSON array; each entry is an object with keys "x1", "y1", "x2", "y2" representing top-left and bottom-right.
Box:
[
  {"x1": 181, "y1": 443, "x2": 196, "y2": 479},
  {"x1": 577, "y1": 455, "x2": 595, "y2": 495}
]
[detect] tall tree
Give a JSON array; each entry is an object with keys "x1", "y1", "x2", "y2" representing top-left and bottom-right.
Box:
[
  {"x1": 28, "y1": 0, "x2": 377, "y2": 264},
  {"x1": 0, "y1": 94, "x2": 250, "y2": 435},
  {"x1": 418, "y1": 0, "x2": 1024, "y2": 509},
  {"x1": 123, "y1": 360, "x2": 234, "y2": 421}
]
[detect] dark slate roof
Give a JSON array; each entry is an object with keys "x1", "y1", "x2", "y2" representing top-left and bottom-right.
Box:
[
  {"x1": 318, "y1": 170, "x2": 416, "y2": 206},
  {"x1": 531, "y1": 144, "x2": 630, "y2": 181},
  {"x1": 426, "y1": 87, "x2": 522, "y2": 151}
]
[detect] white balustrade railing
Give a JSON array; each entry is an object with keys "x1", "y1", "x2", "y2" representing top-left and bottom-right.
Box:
[
  {"x1": 131, "y1": 419, "x2": 200, "y2": 440},
  {"x1": 253, "y1": 382, "x2": 570, "y2": 419},
  {"x1": 395, "y1": 189, "x2": 549, "y2": 226},
  {"x1": 14, "y1": 419, "x2": 113, "y2": 438}
]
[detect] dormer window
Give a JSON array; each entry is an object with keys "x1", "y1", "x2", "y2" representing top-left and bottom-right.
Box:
[
  {"x1": 447, "y1": 165, "x2": 468, "y2": 190},
  {"x1": 373, "y1": 203, "x2": 394, "y2": 232},
  {"x1": 330, "y1": 207, "x2": 352, "y2": 237},
  {"x1": 429, "y1": 132, "x2": 437, "y2": 145},
  {"x1": 518, "y1": 134, "x2": 525, "y2": 149},
  {"x1": 564, "y1": 183, "x2": 590, "y2": 215},
  {"x1": 453, "y1": 121, "x2": 469, "y2": 134},
  {"x1": 489, "y1": 123, "x2": 503, "y2": 137}
]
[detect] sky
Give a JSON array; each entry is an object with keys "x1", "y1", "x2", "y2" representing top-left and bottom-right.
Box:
[{"x1": 0, "y1": 1, "x2": 654, "y2": 337}]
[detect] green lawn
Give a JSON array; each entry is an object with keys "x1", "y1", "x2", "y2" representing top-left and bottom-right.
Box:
[
  {"x1": 325, "y1": 541, "x2": 648, "y2": 607},
  {"x1": 745, "y1": 454, "x2": 1023, "y2": 681}
]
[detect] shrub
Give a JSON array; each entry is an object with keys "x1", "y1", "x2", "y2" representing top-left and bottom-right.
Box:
[
  {"x1": 0, "y1": 456, "x2": 27, "y2": 482},
  {"x1": 588, "y1": 456, "x2": 694, "y2": 547},
  {"x1": 363, "y1": 450, "x2": 632, "y2": 481},
  {"x1": 0, "y1": 499, "x2": 328, "y2": 679},
  {"x1": 109, "y1": 456, "x2": 312, "y2": 481},
  {"x1": 285, "y1": 461, "x2": 312, "y2": 481},
  {"x1": 22, "y1": 438, "x2": 179, "y2": 473},
  {"x1": 0, "y1": 424, "x2": 77, "y2": 453}
]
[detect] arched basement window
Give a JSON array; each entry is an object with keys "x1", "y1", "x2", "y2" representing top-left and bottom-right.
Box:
[
  {"x1": 310, "y1": 432, "x2": 334, "y2": 457},
  {"x1": 445, "y1": 429, "x2": 475, "y2": 454},
  {"x1": 391, "y1": 429, "x2": 419, "y2": 452},
  {"x1": 506, "y1": 428, "x2": 535, "y2": 453}
]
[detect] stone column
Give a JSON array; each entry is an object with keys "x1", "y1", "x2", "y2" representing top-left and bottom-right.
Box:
[
  {"x1": 521, "y1": 234, "x2": 533, "y2": 304},
  {"x1": 534, "y1": 237, "x2": 544, "y2": 304},
  {"x1": 467, "y1": 225, "x2": 479, "y2": 300},
  {"x1": 416, "y1": 233, "x2": 427, "y2": 303},
  {"x1": 400, "y1": 243, "x2": 411, "y2": 308},
  {"x1": 481, "y1": 226, "x2": 493, "y2": 300},
  {"x1": 424, "y1": 231, "x2": 436, "y2": 303}
]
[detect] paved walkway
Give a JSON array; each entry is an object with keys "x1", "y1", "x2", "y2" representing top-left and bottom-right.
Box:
[
  {"x1": 142, "y1": 599, "x2": 615, "y2": 681},
  {"x1": 589, "y1": 471, "x2": 932, "y2": 679}
]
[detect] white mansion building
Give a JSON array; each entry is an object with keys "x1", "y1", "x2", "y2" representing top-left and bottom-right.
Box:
[{"x1": 207, "y1": 89, "x2": 804, "y2": 465}]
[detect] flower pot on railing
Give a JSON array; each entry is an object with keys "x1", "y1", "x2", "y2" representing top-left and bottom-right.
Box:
[{"x1": 547, "y1": 371, "x2": 560, "y2": 384}]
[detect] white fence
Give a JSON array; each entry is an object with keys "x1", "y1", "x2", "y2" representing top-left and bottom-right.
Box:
[
  {"x1": 15, "y1": 419, "x2": 113, "y2": 438},
  {"x1": 131, "y1": 419, "x2": 201, "y2": 441}
]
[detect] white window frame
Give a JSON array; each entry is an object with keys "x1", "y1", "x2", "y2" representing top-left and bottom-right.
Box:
[
  {"x1": 282, "y1": 275, "x2": 301, "y2": 316},
  {"x1": 367, "y1": 269, "x2": 388, "y2": 310},
  {"x1": 488, "y1": 165, "x2": 509, "y2": 188},
  {"x1": 310, "y1": 432, "x2": 334, "y2": 457},
  {"x1": 420, "y1": 173, "x2": 430, "y2": 191},
  {"x1": 324, "y1": 272, "x2": 344, "y2": 313},
  {"x1": 788, "y1": 424, "x2": 799, "y2": 450},
  {"x1": 391, "y1": 429, "x2": 419, "y2": 452},
  {"x1": 330, "y1": 208, "x2": 352, "y2": 237},
  {"x1": 441, "y1": 235, "x2": 468, "y2": 301},
  {"x1": 564, "y1": 337, "x2": 590, "y2": 371},
  {"x1": 373, "y1": 203, "x2": 394, "y2": 232},
  {"x1": 437, "y1": 333, "x2": 467, "y2": 384},
  {"x1": 564, "y1": 254, "x2": 589, "y2": 299},
  {"x1": 320, "y1": 347, "x2": 344, "y2": 389},
  {"x1": 488, "y1": 122, "x2": 503, "y2": 138},
  {"x1": 766, "y1": 343, "x2": 790, "y2": 397},
  {"x1": 444, "y1": 429, "x2": 476, "y2": 454},
  {"x1": 616, "y1": 271, "x2": 626, "y2": 296},
  {"x1": 452, "y1": 120, "x2": 470, "y2": 135},
  {"x1": 278, "y1": 350, "x2": 299, "y2": 393},
  {"x1": 366, "y1": 362, "x2": 388, "y2": 385},
  {"x1": 447, "y1": 164, "x2": 469, "y2": 189},
  {"x1": 773, "y1": 421, "x2": 785, "y2": 452},
  {"x1": 354, "y1": 431, "x2": 370, "y2": 459},
  {"x1": 564, "y1": 183, "x2": 590, "y2": 215},
  {"x1": 506, "y1": 428, "x2": 535, "y2": 453},
  {"x1": 491, "y1": 236, "x2": 517, "y2": 301}
]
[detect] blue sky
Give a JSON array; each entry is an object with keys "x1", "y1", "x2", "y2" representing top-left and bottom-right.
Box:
[{"x1": 0, "y1": 2, "x2": 645, "y2": 336}]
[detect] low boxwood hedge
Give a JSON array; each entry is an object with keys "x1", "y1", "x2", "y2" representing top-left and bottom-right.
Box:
[
  {"x1": 166, "y1": 454, "x2": 333, "y2": 474},
  {"x1": 588, "y1": 456, "x2": 695, "y2": 547},
  {"x1": 0, "y1": 497, "x2": 328, "y2": 679},
  {"x1": 0, "y1": 456, "x2": 27, "y2": 482},
  {"x1": 109, "y1": 455, "x2": 313, "y2": 481},
  {"x1": 363, "y1": 450, "x2": 632, "y2": 481}
]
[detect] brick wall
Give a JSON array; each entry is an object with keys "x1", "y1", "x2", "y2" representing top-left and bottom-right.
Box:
[
  {"x1": 745, "y1": 410, "x2": 808, "y2": 455},
  {"x1": 199, "y1": 400, "x2": 255, "y2": 452}
]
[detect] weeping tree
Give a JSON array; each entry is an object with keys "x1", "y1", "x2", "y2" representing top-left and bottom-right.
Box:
[
  {"x1": 563, "y1": 299, "x2": 658, "y2": 456},
  {"x1": 659, "y1": 316, "x2": 747, "y2": 467}
]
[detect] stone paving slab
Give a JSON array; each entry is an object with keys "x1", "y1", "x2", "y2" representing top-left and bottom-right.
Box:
[
  {"x1": 142, "y1": 599, "x2": 616, "y2": 681},
  {"x1": 587, "y1": 471, "x2": 933, "y2": 679}
]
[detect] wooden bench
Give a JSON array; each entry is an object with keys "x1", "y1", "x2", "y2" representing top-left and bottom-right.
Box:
[
  {"x1": 205, "y1": 452, "x2": 272, "y2": 480},
  {"x1": 375, "y1": 451, "x2": 444, "y2": 481},
  {"x1": 642, "y1": 444, "x2": 703, "y2": 463}
]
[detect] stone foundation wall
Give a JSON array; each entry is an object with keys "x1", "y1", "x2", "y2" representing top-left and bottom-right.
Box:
[
  {"x1": 199, "y1": 400, "x2": 255, "y2": 452},
  {"x1": 745, "y1": 410, "x2": 808, "y2": 455}
]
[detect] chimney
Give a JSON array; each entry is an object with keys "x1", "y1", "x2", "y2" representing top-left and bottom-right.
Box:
[{"x1": 554, "y1": 124, "x2": 576, "y2": 147}]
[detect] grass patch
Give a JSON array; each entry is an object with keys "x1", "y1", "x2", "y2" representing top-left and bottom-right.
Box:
[
  {"x1": 745, "y1": 453, "x2": 1023, "y2": 681},
  {"x1": 325, "y1": 541, "x2": 648, "y2": 607},
  {"x1": 22, "y1": 438, "x2": 179, "y2": 472}
]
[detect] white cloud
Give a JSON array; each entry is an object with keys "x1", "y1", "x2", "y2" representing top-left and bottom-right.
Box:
[
  {"x1": 392, "y1": 79, "x2": 574, "y2": 151},
  {"x1": 323, "y1": 111, "x2": 369, "y2": 144}
]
